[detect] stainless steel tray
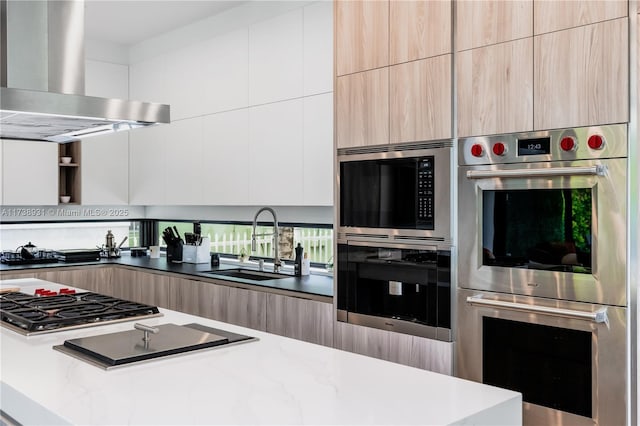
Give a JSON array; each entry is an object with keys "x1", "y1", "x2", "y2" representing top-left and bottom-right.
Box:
[{"x1": 53, "y1": 323, "x2": 257, "y2": 370}]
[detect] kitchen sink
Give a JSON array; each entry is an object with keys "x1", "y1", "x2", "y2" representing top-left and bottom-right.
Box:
[{"x1": 204, "y1": 268, "x2": 294, "y2": 281}]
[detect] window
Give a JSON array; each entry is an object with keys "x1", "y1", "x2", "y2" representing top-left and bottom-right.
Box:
[
  {"x1": 158, "y1": 221, "x2": 333, "y2": 264},
  {"x1": 0, "y1": 221, "x2": 138, "y2": 252}
]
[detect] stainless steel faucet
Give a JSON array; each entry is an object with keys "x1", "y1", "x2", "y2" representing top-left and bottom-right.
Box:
[{"x1": 251, "y1": 207, "x2": 281, "y2": 273}]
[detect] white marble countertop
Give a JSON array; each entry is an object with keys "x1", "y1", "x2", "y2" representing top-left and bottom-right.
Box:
[{"x1": 0, "y1": 279, "x2": 522, "y2": 425}]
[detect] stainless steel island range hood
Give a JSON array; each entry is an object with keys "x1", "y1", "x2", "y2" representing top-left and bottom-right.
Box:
[{"x1": 0, "y1": 0, "x2": 170, "y2": 143}]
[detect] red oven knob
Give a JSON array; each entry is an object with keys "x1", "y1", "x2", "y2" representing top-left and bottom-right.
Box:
[
  {"x1": 560, "y1": 136, "x2": 577, "y2": 152},
  {"x1": 471, "y1": 144, "x2": 484, "y2": 157},
  {"x1": 588, "y1": 134, "x2": 605, "y2": 150},
  {"x1": 492, "y1": 142, "x2": 507, "y2": 156}
]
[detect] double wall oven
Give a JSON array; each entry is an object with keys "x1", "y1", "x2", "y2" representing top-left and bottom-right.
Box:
[
  {"x1": 456, "y1": 124, "x2": 628, "y2": 425},
  {"x1": 337, "y1": 142, "x2": 453, "y2": 341}
]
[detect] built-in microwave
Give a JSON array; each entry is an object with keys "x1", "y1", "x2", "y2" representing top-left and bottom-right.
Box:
[{"x1": 337, "y1": 142, "x2": 452, "y2": 242}]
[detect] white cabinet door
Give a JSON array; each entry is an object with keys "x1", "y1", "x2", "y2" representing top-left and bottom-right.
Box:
[
  {"x1": 202, "y1": 29, "x2": 249, "y2": 114},
  {"x1": 129, "y1": 125, "x2": 166, "y2": 205},
  {"x1": 81, "y1": 133, "x2": 129, "y2": 205},
  {"x1": 249, "y1": 9, "x2": 303, "y2": 105},
  {"x1": 248, "y1": 99, "x2": 303, "y2": 205},
  {"x1": 164, "y1": 44, "x2": 205, "y2": 120},
  {"x1": 202, "y1": 109, "x2": 250, "y2": 205},
  {"x1": 303, "y1": 93, "x2": 333, "y2": 206},
  {"x1": 1, "y1": 140, "x2": 58, "y2": 205},
  {"x1": 163, "y1": 118, "x2": 204, "y2": 205},
  {"x1": 303, "y1": 1, "x2": 333, "y2": 96},
  {"x1": 85, "y1": 60, "x2": 128, "y2": 100},
  {"x1": 129, "y1": 55, "x2": 170, "y2": 106}
]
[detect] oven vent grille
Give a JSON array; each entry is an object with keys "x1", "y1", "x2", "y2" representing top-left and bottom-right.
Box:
[
  {"x1": 393, "y1": 235, "x2": 446, "y2": 242},
  {"x1": 338, "y1": 140, "x2": 452, "y2": 156},
  {"x1": 343, "y1": 233, "x2": 390, "y2": 240}
]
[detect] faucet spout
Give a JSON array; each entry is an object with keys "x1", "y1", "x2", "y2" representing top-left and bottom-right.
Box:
[{"x1": 251, "y1": 207, "x2": 281, "y2": 273}]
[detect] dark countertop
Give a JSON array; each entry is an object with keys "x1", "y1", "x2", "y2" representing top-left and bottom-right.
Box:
[{"x1": 0, "y1": 255, "x2": 334, "y2": 299}]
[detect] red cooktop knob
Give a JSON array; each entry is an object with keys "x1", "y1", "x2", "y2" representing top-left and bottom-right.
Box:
[
  {"x1": 588, "y1": 134, "x2": 605, "y2": 150},
  {"x1": 492, "y1": 142, "x2": 507, "y2": 156},
  {"x1": 35, "y1": 288, "x2": 45, "y2": 295},
  {"x1": 471, "y1": 144, "x2": 484, "y2": 157},
  {"x1": 560, "y1": 136, "x2": 577, "y2": 152}
]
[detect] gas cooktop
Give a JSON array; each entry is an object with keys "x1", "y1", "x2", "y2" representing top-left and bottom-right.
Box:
[{"x1": 0, "y1": 291, "x2": 162, "y2": 336}]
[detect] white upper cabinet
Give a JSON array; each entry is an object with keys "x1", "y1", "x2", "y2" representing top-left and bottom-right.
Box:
[
  {"x1": 303, "y1": 1, "x2": 333, "y2": 96},
  {"x1": 164, "y1": 45, "x2": 205, "y2": 120},
  {"x1": 202, "y1": 109, "x2": 250, "y2": 205},
  {"x1": 202, "y1": 29, "x2": 249, "y2": 114},
  {"x1": 162, "y1": 118, "x2": 204, "y2": 205},
  {"x1": 81, "y1": 133, "x2": 129, "y2": 205},
  {"x1": 85, "y1": 60, "x2": 129, "y2": 100},
  {"x1": 2, "y1": 140, "x2": 58, "y2": 206},
  {"x1": 249, "y1": 9, "x2": 304, "y2": 105},
  {"x1": 130, "y1": 55, "x2": 170, "y2": 106},
  {"x1": 303, "y1": 93, "x2": 333, "y2": 206},
  {"x1": 129, "y1": 125, "x2": 166, "y2": 205},
  {"x1": 248, "y1": 99, "x2": 304, "y2": 205}
]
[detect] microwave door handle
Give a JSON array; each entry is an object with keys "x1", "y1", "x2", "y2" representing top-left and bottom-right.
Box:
[
  {"x1": 466, "y1": 165, "x2": 605, "y2": 180},
  {"x1": 466, "y1": 295, "x2": 608, "y2": 323}
]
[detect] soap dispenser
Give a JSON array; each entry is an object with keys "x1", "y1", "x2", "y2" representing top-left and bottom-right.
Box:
[{"x1": 294, "y1": 243, "x2": 303, "y2": 276}]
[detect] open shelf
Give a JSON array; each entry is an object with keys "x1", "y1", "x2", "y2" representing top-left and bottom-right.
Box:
[{"x1": 58, "y1": 142, "x2": 81, "y2": 204}]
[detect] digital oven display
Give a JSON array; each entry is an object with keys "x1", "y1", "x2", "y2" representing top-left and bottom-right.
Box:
[{"x1": 517, "y1": 137, "x2": 551, "y2": 156}]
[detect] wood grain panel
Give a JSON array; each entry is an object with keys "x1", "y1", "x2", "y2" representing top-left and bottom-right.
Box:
[
  {"x1": 534, "y1": 0, "x2": 628, "y2": 35},
  {"x1": 266, "y1": 294, "x2": 333, "y2": 346},
  {"x1": 390, "y1": 55, "x2": 452, "y2": 143},
  {"x1": 335, "y1": 0, "x2": 389, "y2": 75},
  {"x1": 336, "y1": 68, "x2": 389, "y2": 148},
  {"x1": 390, "y1": 0, "x2": 451, "y2": 64},
  {"x1": 194, "y1": 280, "x2": 228, "y2": 322},
  {"x1": 227, "y1": 286, "x2": 267, "y2": 331},
  {"x1": 457, "y1": 38, "x2": 533, "y2": 137},
  {"x1": 456, "y1": 0, "x2": 533, "y2": 51},
  {"x1": 534, "y1": 19, "x2": 628, "y2": 130}
]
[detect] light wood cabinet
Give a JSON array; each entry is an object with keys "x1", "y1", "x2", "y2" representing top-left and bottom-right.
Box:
[
  {"x1": 534, "y1": 18, "x2": 628, "y2": 130},
  {"x1": 335, "y1": 0, "x2": 389, "y2": 76},
  {"x1": 390, "y1": 56, "x2": 452, "y2": 143},
  {"x1": 334, "y1": 322, "x2": 452, "y2": 374},
  {"x1": 227, "y1": 286, "x2": 267, "y2": 331},
  {"x1": 336, "y1": 68, "x2": 389, "y2": 148},
  {"x1": 1, "y1": 140, "x2": 58, "y2": 206},
  {"x1": 534, "y1": 0, "x2": 628, "y2": 35},
  {"x1": 389, "y1": 0, "x2": 451, "y2": 64},
  {"x1": 58, "y1": 142, "x2": 81, "y2": 204},
  {"x1": 266, "y1": 293, "x2": 333, "y2": 346},
  {"x1": 457, "y1": 38, "x2": 533, "y2": 137},
  {"x1": 456, "y1": 0, "x2": 532, "y2": 51}
]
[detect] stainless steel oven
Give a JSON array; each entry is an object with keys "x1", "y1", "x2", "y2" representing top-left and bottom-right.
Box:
[
  {"x1": 338, "y1": 141, "x2": 452, "y2": 243},
  {"x1": 456, "y1": 124, "x2": 628, "y2": 425}
]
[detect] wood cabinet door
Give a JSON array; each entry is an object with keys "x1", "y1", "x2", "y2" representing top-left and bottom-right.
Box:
[
  {"x1": 457, "y1": 38, "x2": 533, "y2": 137},
  {"x1": 534, "y1": 19, "x2": 628, "y2": 130},
  {"x1": 456, "y1": 0, "x2": 532, "y2": 51},
  {"x1": 226, "y1": 286, "x2": 267, "y2": 331},
  {"x1": 266, "y1": 294, "x2": 333, "y2": 346},
  {"x1": 390, "y1": 55, "x2": 452, "y2": 143},
  {"x1": 534, "y1": 0, "x2": 628, "y2": 35},
  {"x1": 336, "y1": 68, "x2": 389, "y2": 148},
  {"x1": 335, "y1": 0, "x2": 389, "y2": 76},
  {"x1": 389, "y1": 0, "x2": 451, "y2": 64}
]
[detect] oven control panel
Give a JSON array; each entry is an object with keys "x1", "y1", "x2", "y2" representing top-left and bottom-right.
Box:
[
  {"x1": 417, "y1": 157, "x2": 434, "y2": 227},
  {"x1": 459, "y1": 124, "x2": 627, "y2": 165}
]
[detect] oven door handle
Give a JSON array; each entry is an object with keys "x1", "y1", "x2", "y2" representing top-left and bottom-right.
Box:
[
  {"x1": 466, "y1": 295, "x2": 608, "y2": 323},
  {"x1": 466, "y1": 165, "x2": 605, "y2": 179}
]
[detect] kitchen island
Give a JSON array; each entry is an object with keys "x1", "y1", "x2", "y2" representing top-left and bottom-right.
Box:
[{"x1": 0, "y1": 279, "x2": 522, "y2": 425}]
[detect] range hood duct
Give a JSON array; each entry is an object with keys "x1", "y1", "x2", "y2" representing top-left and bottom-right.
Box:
[{"x1": 0, "y1": 0, "x2": 170, "y2": 143}]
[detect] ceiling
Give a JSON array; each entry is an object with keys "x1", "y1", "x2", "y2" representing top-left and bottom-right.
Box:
[{"x1": 84, "y1": 1, "x2": 245, "y2": 46}]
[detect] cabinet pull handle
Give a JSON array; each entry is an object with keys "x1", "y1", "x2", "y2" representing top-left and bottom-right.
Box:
[
  {"x1": 466, "y1": 165, "x2": 604, "y2": 179},
  {"x1": 466, "y1": 295, "x2": 608, "y2": 323}
]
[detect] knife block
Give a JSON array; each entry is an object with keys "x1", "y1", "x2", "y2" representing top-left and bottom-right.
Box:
[{"x1": 166, "y1": 241, "x2": 183, "y2": 263}]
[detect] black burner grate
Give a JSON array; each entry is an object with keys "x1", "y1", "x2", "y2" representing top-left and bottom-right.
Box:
[{"x1": 0, "y1": 292, "x2": 161, "y2": 333}]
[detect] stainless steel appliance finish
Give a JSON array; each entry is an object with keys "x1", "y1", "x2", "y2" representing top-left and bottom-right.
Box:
[
  {"x1": 0, "y1": 0, "x2": 170, "y2": 143},
  {"x1": 458, "y1": 124, "x2": 627, "y2": 306},
  {"x1": 337, "y1": 141, "x2": 452, "y2": 244},
  {"x1": 457, "y1": 288, "x2": 626, "y2": 426},
  {"x1": 54, "y1": 322, "x2": 258, "y2": 370},
  {"x1": 337, "y1": 240, "x2": 452, "y2": 341},
  {"x1": 251, "y1": 207, "x2": 281, "y2": 273}
]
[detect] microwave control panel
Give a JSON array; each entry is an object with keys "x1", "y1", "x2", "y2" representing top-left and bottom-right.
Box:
[{"x1": 417, "y1": 157, "x2": 434, "y2": 228}]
